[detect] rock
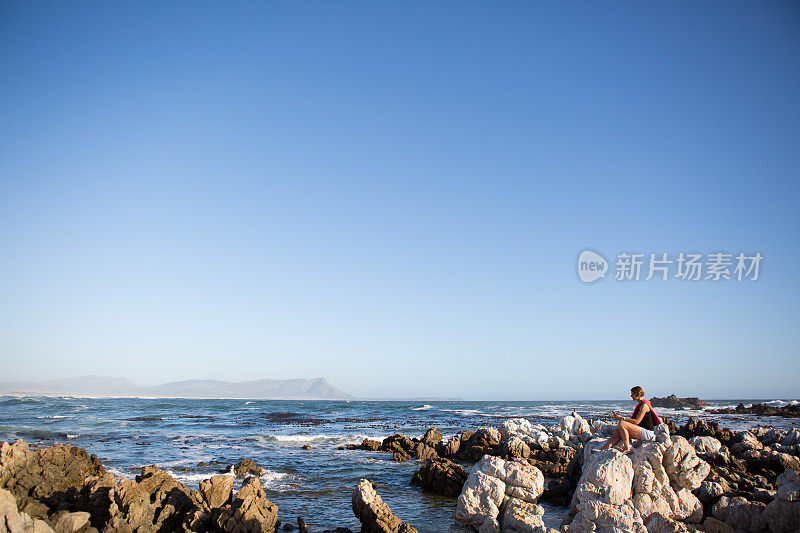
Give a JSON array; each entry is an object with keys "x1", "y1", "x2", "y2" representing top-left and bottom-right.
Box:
[
  {"x1": 216, "y1": 476, "x2": 279, "y2": 532},
  {"x1": 711, "y1": 496, "x2": 767, "y2": 532},
  {"x1": 650, "y1": 395, "x2": 708, "y2": 410},
  {"x1": 53, "y1": 511, "x2": 91, "y2": 532},
  {"x1": 644, "y1": 512, "x2": 690, "y2": 533},
  {"x1": 694, "y1": 480, "x2": 726, "y2": 505},
  {"x1": 361, "y1": 439, "x2": 382, "y2": 451},
  {"x1": 673, "y1": 488, "x2": 703, "y2": 523},
  {"x1": 440, "y1": 435, "x2": 462, "y2": 458},
  {"x1": 764, "y1": 469, "x2": 800, "y2": 532},
  {"x1": 421, "y1": 428, "x2": 442, "y2": 448},
  {"x1": 689, "y1": 436, "x2": 722, "y2": 454},
  {"x1": 501, "y1": 437, "x2": 531, "y2": 460},
  {"x1": 410, "y1": 458, "x2": 468, "y2": 498},
  {"x1": 301, "y1": 444, "x2": 312, "y2": 450},
  {"x1": 663, "y1": 436, "x2": 711, "y2": 490},
  {"x1": 500, "y1": 419, "x2": 551, "y2": 451},
  {"x1": 453, "y1": 470, "x2": 505, "y2": 531},
  {"x1": 450, "y1": 455, "x2": 544, "y2": 532},
  {"x1": 233, "y1": 458, "x2": 265, "y2": 477},
  {"x1": 0, "y1": 440, "x2": 105, "y2": 518},
  {"x1": 563, "y1": 500, "x2": 646, "y2": 532},
  {"x1": 499, "y1": 498, "x2": 548, "y2": 532},
  {"x1": 574, "y1": 449, "x2": 633, "y2": 506},
  {"x1": 456, "y1": 428, "x2": 501, "y2": 463},
  {"x1": 352, "y1": 479, "x2": 417, "y2": 533},
  {"x1": 199, "y1": 474, "x2": 234, "y2": 508},
  {"x1": 710, "y1": 403, "x2": 800, "y2": 418},
  {"x1": 0, "y1": 488, "x2": 56, "y2": 533}
]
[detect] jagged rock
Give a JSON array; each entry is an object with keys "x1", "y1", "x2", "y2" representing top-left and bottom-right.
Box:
[
  {"x1": 764, "y1": 469, "x2": 800, "y2": 533},
  {"x1": 451, "y1": 455, "x2": 544, "y2": 532},
  {"x1": 352, "y1": 479, "x2": 417, "y2": 533},
  {"x1": 694, "y1": 480, "x2": 727, "y2": 505},
  {"x1": 529, "y1": 447, "x2": 577, "y2": 478},
  {"x1": 644, "y1": 512, "x2": 691, "y2": 532},
  {"x1": 780, "y1": 428, "x2": 800, "y2": 447},
  {"x1": 689, "y1": 436, "x2": 722, "y2": 454},
  {"x1": 499, "y1": 419, "x2": 551, "y2": 451},
  {"x1": 199, "y1": 474, "x2": 234, "y2": 508},
  {"x1": 439, "y1": 435, "x2": 462, "y2": 458},
  {"x1": 501, "y1": 437, "x2": 531, "y2": 460},
  {"x1": 453, "y1": 470, "x2": 505, "y2": 531},
  {"x1": 421, "y1": 428, "x2": 442, "y2": 448},
  {"x1": 456, "y1": 428, "x2": 502, "y2": 463},
  {"x1": 711, "y1": 496, "x2": 767, "y2": 532},
  {"x1": 216, "y1": 477, "x2": 278, "y2": 532},
  {"x1": 360, "y1": 439, "x2": 381, "y2": 451},
  {"x1": 410, "y1": 458, "x2": 467, "y2": 497},
  {"x1": 0, "y1": 488, "x2": 55, "y2": 533},
  {"x1": 500, "y1": 498, "x2": 552, "y2": 532},
  {"x1": 663, "y1": 436, "x2": 711, "y2": 490},
  {"x1": 563, "y1": 500, "x2": 646, "y2": 532},
  {"x1": 0, "y1": 440, "x2": 105, "y2": 519},
  {"x1": 233, "y1": 458, "x2": 265, "y2": 478},
  {"x1": 650, "y1": 395, "x2": 708, "y2": 410},
  {"x1": 53, "y1": 511, "x2": 92, "y2": 532}
]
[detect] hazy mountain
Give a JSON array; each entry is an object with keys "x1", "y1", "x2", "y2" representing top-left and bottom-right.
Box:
[{"x1": 0, "y1": 376, "x2": 352, "y2": 399}]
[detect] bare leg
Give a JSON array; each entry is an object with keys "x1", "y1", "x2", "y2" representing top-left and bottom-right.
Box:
[
  {"x1": 600, "y1": 427, "x2": 621, "y2": 450},
  {"x1": 618, "y1": 420, "x2": 643, "y2": 454}
]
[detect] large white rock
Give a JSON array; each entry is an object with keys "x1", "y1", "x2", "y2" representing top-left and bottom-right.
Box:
[
  {"x1": 689, "y1": 436, "x2": 722, "y2": 454},
  {"x1": 764, "y1": 469, "x2": 800, "y2": 533},
  {"x1": 454, "y1": 470, "x2": 506, "y2": 531},
  {"x1": 500, "y1": 498, "x2": 547, "y2": 532},
  {"x1": 563, "y1": 500, "x2": 646, "y2": 533},
  {"x1": 0, "y1": 488, "x2": 55, "y2": 533},
  {"x1": 662, "y1": 436, "x2": 711, "y2": 490},
  {"x1": 452, "y1": 455, "x2": 546, "y2": 532},
  {"x1": 500, "y1": 419, "x2": 551, "y2": 451},
  {"x1": 573, "y1": 449, "x2": 633, "y2": 506}
]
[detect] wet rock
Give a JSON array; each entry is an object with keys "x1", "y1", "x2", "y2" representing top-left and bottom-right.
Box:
[
  {"x1": 421, "y1": 428, "x2": 442, "y2": 448},
  {"x1": 352, "y1": 479, "x2": 417, "y2": 533},
  {"x1": 233, "y1": 458, "x2": 265, "y2": 477},
  {"x1": 410, "y1": 458, "x2": 467, "y2": 498},
  {"x1": 455, "y1": 428, "x2": 501, "y2": 463}
]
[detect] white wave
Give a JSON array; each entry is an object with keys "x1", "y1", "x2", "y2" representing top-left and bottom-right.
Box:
[
  {"x1": 167, "y1": 470, "x2": 235, "y2": 484},
  {"x1": 412, "y1": 404, "x2": 433, "y2": 411},
  {"x1": 107, "y1": 467, "x2": 134, "y2": 480},
  {"x1": 442, "y1": 409, "x2": 485, "y2": 416},
  {"x1": 35, "y1": 415, "x2": 70, "y2": 419},
  {"x1": 66, "y1": 434, "x2": 78, "y2": 439},
  {"x1": 245, "y1": 401, "x2": 253, "y2": 405}
]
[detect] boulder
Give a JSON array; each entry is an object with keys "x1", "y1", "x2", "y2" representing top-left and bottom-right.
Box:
[
  {"x1": 764, "y1": 469, "x2": 800, "y2": 532},
  {"x1": 0, "y1": 488, "x2": 55, "y2": 533},
  {"x1": 352, "y1": 479, "x2": 417, "y2": 533},
  {"x1": 689, "y1": 436, "x2": 722, "y2": 454},
  {"x1": 451, "y1": 455, "x2": 544, "y2": 532},
  {"x1": 500, "y1": 498, "x2": 552, "y2": 532},
  {"x1": 410, "y1": 458, "x2": 468, "y2": 497},
  {"x1": 711, "y1": 496, "x2": 767, "y2": 532},
  {"x1": 216, "y1": 477, "x2": 279, "y2": 532},
  {"x1": 233, "y1": 458, "x2": 265, "y2": 478},
  {"x1": 199, "y1": 475, "x2": 234, "y2": 508},
  {"x1": 663, "y1": 436, "x2": 711, "y2": 490},
  {"x1": 421, "y1": 428, "x2": 442, "y2": 448}
]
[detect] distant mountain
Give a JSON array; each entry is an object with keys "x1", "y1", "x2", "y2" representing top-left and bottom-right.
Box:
[{"x1": 0, "y1": 376, "x2": 352, "y2": 399}]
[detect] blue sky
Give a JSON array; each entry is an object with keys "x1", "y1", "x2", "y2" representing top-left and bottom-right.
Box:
[{"x1": 1, "y1": 2, "x2": 798, "y2": 399}]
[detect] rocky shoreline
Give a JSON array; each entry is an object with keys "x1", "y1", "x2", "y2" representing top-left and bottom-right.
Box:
[
  {"x1": 709, "y1": 403, "x2": 800, "y2": 418},
  {"x1": 1, "y1": 412, "x2": 799, "y2": 532}
]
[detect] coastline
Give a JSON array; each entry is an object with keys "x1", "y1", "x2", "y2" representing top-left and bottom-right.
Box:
[{"x1": 1, "y1": 399, "x2": 799, "y2": 532}]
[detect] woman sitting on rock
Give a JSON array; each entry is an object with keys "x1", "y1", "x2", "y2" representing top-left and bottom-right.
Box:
[{"x1": 600, "y1": 385, "x2": 662, "y2": 454}]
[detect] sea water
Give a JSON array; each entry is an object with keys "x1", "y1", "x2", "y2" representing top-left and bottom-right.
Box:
[{"x1": 1, "y1": 397, "x2": 797, "y2": 531}]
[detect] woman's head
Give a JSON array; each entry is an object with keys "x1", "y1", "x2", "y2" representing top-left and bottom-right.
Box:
[{"x1": 630, "y1": 386, "x2": 644, "y2": 400}]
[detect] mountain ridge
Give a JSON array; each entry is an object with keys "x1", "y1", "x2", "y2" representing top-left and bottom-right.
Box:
[{"x1": 0, "y1": 375, "x2": 352, "y2": 399}]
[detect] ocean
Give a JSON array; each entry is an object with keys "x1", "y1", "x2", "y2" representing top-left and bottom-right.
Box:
[{"x1": 1, "y1": 396, "x2": 797, "y2": 531}]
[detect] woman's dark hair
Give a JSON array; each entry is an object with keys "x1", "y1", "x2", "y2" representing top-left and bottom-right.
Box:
[{"x1": 631, "y1": 386, "x2": 644, "y2": 398}]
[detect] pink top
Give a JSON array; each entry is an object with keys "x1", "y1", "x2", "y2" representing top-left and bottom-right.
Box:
[{"x1": 632, "y1": 399, "x2": 662, "y2": 427}]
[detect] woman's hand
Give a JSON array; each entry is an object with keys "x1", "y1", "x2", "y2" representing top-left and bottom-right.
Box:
[{"x1": 613, "y1": 412, "x2": 623, "y2": 420}]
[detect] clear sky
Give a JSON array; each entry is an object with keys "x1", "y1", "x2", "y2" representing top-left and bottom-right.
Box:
[{"x1": 1, "y1": 2, "x2": 798, "y2": 400}]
